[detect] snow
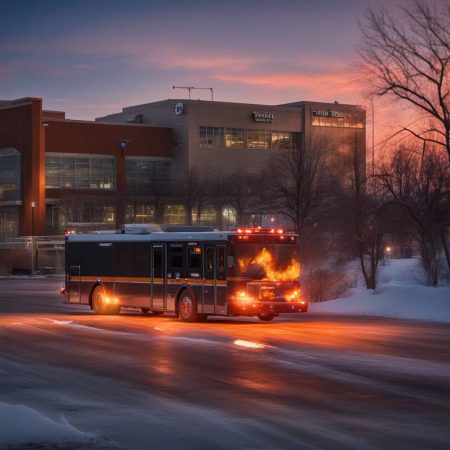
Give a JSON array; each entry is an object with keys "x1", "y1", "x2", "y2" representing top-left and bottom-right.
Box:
[
  {"x1": 309, "y1": 258, "x2": 450, "y2": 323},
  {"x1": 0, "y1": 402, "x2": 110, "y2": 448}
]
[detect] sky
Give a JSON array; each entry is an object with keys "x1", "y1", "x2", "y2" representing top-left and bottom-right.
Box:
[{"x1": 1, "y1": 0, "x2": 412, "y2": 148}]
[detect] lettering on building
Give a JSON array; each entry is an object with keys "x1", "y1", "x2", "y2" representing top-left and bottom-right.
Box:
[
  {"x1": 252, "y1": 112, "x2": 274, "y2": 123},
  {"x1": 312, "y1": 110, "x2": 345, "y2": 118}
]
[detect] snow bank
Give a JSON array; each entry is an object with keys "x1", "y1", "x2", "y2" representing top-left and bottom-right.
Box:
[
  {"x1": 310, "y1": 258, "x2": 450, "y2": 323},
  {"x1": 0, "y1": 402, "x2": 97, "y2": 447}
]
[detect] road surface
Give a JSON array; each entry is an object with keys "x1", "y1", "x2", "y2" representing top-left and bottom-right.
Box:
[{"x1": 1, "y1": 278, "x2": 450, "y2": 449}]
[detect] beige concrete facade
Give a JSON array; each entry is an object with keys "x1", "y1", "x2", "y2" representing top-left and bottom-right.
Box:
[{"x1": 97, "y1": 99, "x2": 366, "y2": 181}]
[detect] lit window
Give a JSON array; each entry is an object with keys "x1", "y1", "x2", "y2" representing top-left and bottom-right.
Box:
[
  {"x1": 224, "y1": 128, "x2": 244, "y2": 148},
  {"x1": 45, "y1": 154, "x2": 116, "y2": 190},
  {"x1": 222, "y1": 206, "x2": 237, "y2": 228},
  {"x1": 164, "y1": 205, "x2": 185, "y2": 224},
  {"x1": 192, "y1": 207, "x2": 216, "y2": 225},
  {"x1": 126, "y1": 204, "x2": 156, "y2": 223}
]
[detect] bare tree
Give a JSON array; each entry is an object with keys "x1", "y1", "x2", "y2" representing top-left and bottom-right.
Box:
[
  {"x1": 177, "y1": 169, "x2": 209, "y2": 226},
  {"x1": 360, "y1": 1, "x2": 450, "y2": 161},
  {"x1": 346, "y1": 141, "x2": 384, "y2": 289},
  {"x1": 270, "y1": 140, "x2": 327, "y2": 260},
  {"x1": 377, "y1": 145, "x2": 450, "y2": 285},
  {"x1": 225, "y1": 171, "x2": 259, "y2": 226}
]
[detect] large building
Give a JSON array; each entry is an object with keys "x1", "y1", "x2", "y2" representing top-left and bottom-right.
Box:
[
  {"x1": 0, "y1": 97, "x2": 172, "y2": 241},
  {"x1": 0, "y1": 97, "x2": 365, "y2": 241},
  {"x1": 98, "y1": 99, "x2": 365, "y2": 179}
]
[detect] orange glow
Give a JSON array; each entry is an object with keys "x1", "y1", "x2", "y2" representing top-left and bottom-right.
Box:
[
  {"x1": 234, "y1": 339, "x2": 265, "y2": 349},
  {"x1": 238, "y1": 247, "x2": 300, "y2": 282},
  {"x1": 285, "y1": 289, "x2": 301, "y2": 302}
]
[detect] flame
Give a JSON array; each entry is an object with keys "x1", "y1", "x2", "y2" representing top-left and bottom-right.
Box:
[{"x1": 240, "y1": 247, "x2": 300, "y2": 282}]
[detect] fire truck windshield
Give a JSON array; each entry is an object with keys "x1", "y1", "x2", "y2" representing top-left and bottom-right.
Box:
[{"x1": 233, "y1": 243, "x2": 300, "y2": 282}]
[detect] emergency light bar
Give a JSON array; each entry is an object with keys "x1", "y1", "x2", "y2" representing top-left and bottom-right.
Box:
[{"x1": 233, "y1": 227, "x2": 292, "y2": 235}]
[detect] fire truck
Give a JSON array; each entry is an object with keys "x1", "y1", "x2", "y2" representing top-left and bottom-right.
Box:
[{"x1": 62, "y1": 225, "x2": 306, "y2": 321}]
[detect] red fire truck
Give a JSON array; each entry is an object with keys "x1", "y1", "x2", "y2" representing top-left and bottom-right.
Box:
[{"x1": 62, "y1": 226, "x2": 306, "y2": 321}]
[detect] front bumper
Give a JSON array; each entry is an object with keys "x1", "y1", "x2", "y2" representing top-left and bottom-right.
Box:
[{"x1": 231, "y1": 301, "x2": 307, "y2": 316}]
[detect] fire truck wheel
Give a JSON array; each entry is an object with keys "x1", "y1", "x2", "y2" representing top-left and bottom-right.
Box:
[
  {"x1": 178, "y1": 290, "x2": 199, "y2": 322},
  {"x1": 257, "y1": 313, "x2": 275, "y2": 321},
  {"x1": 91, "y1": 285, "x2": 120, "y2": 315}
]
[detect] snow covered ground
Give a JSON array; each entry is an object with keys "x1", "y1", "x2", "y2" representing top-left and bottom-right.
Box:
[
  {"x1": 0, "y1": 402, "x2": 114, "y2": 449},
  {"x1": 310, "y1": 258, "x2": 450, "y2": 323}
]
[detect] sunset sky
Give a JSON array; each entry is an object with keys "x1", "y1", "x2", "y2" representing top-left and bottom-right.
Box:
[{"x1": 1, "y1": 0, "x2": 408, "y2": 144}]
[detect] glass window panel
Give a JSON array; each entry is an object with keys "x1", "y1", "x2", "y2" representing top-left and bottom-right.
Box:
[
  {"x1": 45, "y1": 154, "x2": 115, "y2": 190},
  {"x1": 126, "y1": 158, "x2": 169, "y2": 194},
  {"x1": 225, "y1": 128, "x2": 244, "y2": 148},
  {"x1": 0, "y1": 153, "x2": 21, "y2": 201},
  {"x1": 164, "y1": 204, "x2": 185, "y2": 224}
]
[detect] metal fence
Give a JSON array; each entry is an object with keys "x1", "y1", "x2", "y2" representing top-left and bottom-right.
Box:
[{"x1": 0, "y1": 236, "x2": 64, "y2": 275}]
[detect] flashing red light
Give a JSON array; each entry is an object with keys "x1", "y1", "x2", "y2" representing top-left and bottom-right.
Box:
[
  {"x1": 60, "y1": 287, "x2": 66, "y2": 295},
  {"x1": 235, "y1": 227, "x2": 286, "y2": 235}
]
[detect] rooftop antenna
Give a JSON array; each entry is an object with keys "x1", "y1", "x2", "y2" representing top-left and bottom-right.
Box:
[
  {"x1": 173, "y1": 86, "x2": 194, "y2": 99},
  {"x1": 173, "y1": 86, "x2": 214, "y2": 101}
]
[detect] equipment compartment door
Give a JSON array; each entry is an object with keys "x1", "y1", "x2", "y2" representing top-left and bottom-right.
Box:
[
  {"x1": 151, "y1": 245, "x2": 165, "y2": 310},
  {"x1": 67, "y1": 265, "x2": 81, "y2": 303},
  {"x1": 215, "y1": 245, "x2": 227, "y2": 314},
  {"x1": 203, "y1": 245, "x2": 215, "y2": 314}
]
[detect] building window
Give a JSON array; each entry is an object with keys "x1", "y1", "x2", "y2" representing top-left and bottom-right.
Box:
[
  {"x1": 222, "y1": 206, "x2": 237, "y2": 228},
  {"x1": 192, "y1": 207, "x2": 216, "y2": 226},
  {"x1": 125, "y1": 204, "x2": 156, "y2": 223},
  {"x1": 164, "y1": 205, "x2": 185, "y2": 224},
  {"x1": 45, "y1": 154, "x2": 115, "y2": 190},
  {"x1": 199, "y1": 127, "x2": 223, "y2": 148},
  {"x1": 126, "y1": 158, "x2": 170, "y2": 194},
  {"x1": 0, "y1": 148, "x2": 20, "y2": 202},
  {"x1": 46, "y1": 204, "x2": 66, "y2": 233},
  {"x1": 66, "y1": 200, "x2": 115, "y2": 224},
  {"x1": 199, "y1": 127, "x2": 293, "y2": 150},
  {"x1": 247, "y1": 130, "x2": 271, "y2": 149},
  {"x1": 271, "y1": 132, "x2": 292, "y2": 149},
  {"x1": 312, "y1": 114, "x2": 364, "y2": 128},
  {"x1": 0, "y1": 207, "x2": 19, "y2": 242},
  {"x1": 224, "y1": 128, "x2": 244, "y2": 148}
]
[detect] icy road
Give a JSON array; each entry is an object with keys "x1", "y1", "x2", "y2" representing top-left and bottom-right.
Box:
[{"x1": 1, "y1": 278, "x2": 450, "y2": 450}]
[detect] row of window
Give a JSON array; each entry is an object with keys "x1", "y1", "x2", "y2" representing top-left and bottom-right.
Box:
[
  {"x1": 127, "y1": 205, "x2": 236, "y2": 226},
  {"x1": 199, "y1": 127, "x2": 295, "y2": 150},
  {"x1": 46, "y1": 155, "x2": 115, "y2": 190},
  {"x1": 46, "y1": 203, "x2": 237, "y2": 229},
  {"x1": 312, "y1": 116, "x2": 364, "y2": 128},
  {"x1": 45, "y1": 155, "x2": 170, "y2": 193}
]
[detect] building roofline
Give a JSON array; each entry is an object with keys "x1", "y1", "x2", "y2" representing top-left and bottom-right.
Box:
[
  {"x1": 0, "y1": 97, "x2": 41, "y2": 111},
  {"x1": 118, "y1": 98, "x2": 363, "y2": 112},
  {"x1": 42, "y1": 117, "x2": 171, "y2": 129}
]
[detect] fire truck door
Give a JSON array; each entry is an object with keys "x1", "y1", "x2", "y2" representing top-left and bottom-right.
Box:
[
  {"x1": 215, "y1": 245, "x2": 227, "y2": 314},
  {"x1": 203, "y1": 245, "x2": 215, "y2": 314},
  {"x1": 203, "y1": 244, "x2": 227, "y2": 314}
]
